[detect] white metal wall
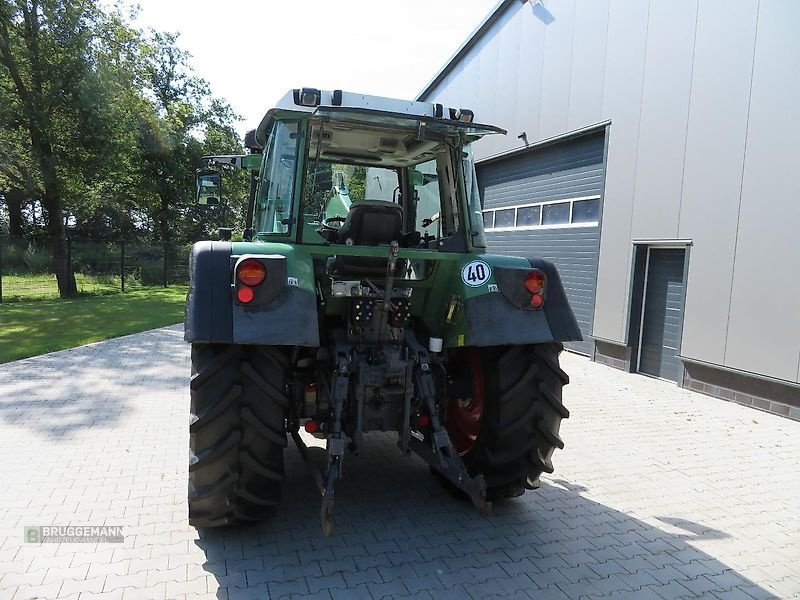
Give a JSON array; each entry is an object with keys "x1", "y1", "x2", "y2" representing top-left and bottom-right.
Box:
[{"x1": 420, "y1": 0, "x2": 800, "y2": 385}]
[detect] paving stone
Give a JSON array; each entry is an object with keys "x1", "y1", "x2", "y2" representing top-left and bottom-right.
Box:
[
  {"x1": 283, "y1": 562, "x2": 322, "y2": 579},
  {"x1": 499, "y1": 559, "x2": 540, "y2": 578},
  {"x1": 1, "y1": 330, "x2": 799, "y2": 600},
  {"x1": 103, "y1": 572, "x2": 147, "y2": 593},
  {"x1": 367, "y1": 579, "x2": 409, "y2": 598},
  {"x1": 437, "y1": 567, "x2": 474, "y2": 588},
  {"x1": 290, "y1": 591, "x2": 333, "y2": 600},
  {"x1": 411, "y1": 558, "x2": 448, "y2": 578},
  {"x1": 603, "y1": 586, "x2": 665, "y2": 600},
  {"x1": 551, "y1": 566, "x2": 591, "y2": 588},
  {"x1": 589, "y1": 560, "x2": 629, "y2": 578},
  {"x1": 498, "y1": 573, "x2": 538, "y2": 595},
  {"x1": 354, "y1": 553, "x2": 392, "y2": 571},
  {"x1": 72, "y1": 589, "x2": 125, "y2": 600},
  {"x1": 165, "y1": 576, "x2": 208, "y2": 597},
  {"x1": 394, "y1": 592, "x2": 434, "y2": 600},
  {"x1": 8, "y1": 581, "x2": 62, "y2": 600},
  {"x1": 121, "y1": 582, "x2": 166, "y2": 600},
  {"x1": 268, "y1": 578, "x2": 309, "y2": 599},
  {"x1": 59, "y1": 575, "x2": 106, "y2": 596},
  {"x1": 306, "y1": 573, "x2": 347, "y2": 594},
  {"x1": 226, "y1": 583, "x2": 269, "y2": 600},
  {"x1": 559, "y1": 564, "x2": 600, "y2": 584},
  {"x1": 646, "y1": 580, "x2": 695, "y2": 600},
  {"x1": 425, "y1": 583, "x2": 471, "y2": 599},
  {"x1": 737, "y1": 583, "x2": 783, "y2": 600},
  {"x1": 556, "y1": 578, "x2": 604, "y2": 599},
  {"x1": 531, "y1": 584, "x2": 573, "y2": 600},
  {"x1": 470, "y1": 564, "x2": 507, "y2": 583},
  {"x1": 329, "y1": 583, "x2": 372, "y2": 600},
  {"x1": 317, "y1": 557, "x2": 356, "y2": 576},
  {"x1": 706, "y1": 570, "x2": 752, "y2": 590},
  {"x1": 466, "y1": 579, "x2": 506, "y2": 598}
]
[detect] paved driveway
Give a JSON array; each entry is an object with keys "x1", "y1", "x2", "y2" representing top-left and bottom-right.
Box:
[{"x1": 0, "y1": 326, "x2": 798, "y2": 600}]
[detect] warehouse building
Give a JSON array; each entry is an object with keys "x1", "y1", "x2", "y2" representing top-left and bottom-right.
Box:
[{"x1": 418, "y1": 0, "x2": 799, "y2": 418}]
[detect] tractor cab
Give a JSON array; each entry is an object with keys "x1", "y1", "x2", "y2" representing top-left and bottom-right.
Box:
[{"x1": 251, "y1": 91, "x2": 505, "y2": 259}]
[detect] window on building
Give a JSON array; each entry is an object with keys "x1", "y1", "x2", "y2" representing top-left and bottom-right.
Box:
[
  {"x1": 517, "y1": 205, "x2": 541, "y2": 227},
  {"x1": 542, "y1": 202, "x2": 570, "y2": 225},
  {"x1": 482, "y1": 196, "x2": 600, "y2": 231},
  {"x1": 571, "y1": 198, "x2": 600, "y2": 224},
  {"x1": 494, "y1": 208, "x2": 515, "y2": 228}
]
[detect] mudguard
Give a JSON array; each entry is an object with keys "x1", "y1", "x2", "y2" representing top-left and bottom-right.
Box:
[
  {"x1": 528, "y1": 257, "x2": 583, "y2": 342},
  {"x1": 462, "y1": 258, "x2": 582, "y2": 347},
  {"x1": 184, "y1": 241, "x2": 320, "y2": 346}
]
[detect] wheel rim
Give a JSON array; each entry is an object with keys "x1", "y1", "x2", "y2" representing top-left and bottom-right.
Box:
[{"x1": 447, "y1": 347, "x2": 485, "y2": 455}]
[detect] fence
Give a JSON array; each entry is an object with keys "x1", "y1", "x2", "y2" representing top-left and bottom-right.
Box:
[{"x1": 0, "y1": 237, "x2": 191, "y2": 303}]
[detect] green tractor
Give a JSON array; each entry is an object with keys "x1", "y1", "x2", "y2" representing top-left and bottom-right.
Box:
[{"x1": 186, "y1": 88, "x2": 581, "y2": 535}]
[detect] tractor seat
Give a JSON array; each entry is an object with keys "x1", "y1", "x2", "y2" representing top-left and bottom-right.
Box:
[
  {"x1": 336, "y1": 200, "x2": 403, "y2": 246},
  {"x1": 333, "y1": 200, "x2": 406, "y2": 276}
]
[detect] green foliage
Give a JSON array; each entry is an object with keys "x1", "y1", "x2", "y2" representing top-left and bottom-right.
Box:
[
  {"x1": 348, "y1": 166, "x2": 367, "y2": 200},
  {"x1": 0, "y1": 0, "x2": 246, "y2": 247},
  {"x1": 2, "y1": 241, "x2": 51, "y2": 273}
]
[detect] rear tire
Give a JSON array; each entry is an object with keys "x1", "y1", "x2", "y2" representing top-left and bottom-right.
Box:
[
  {"x1": 446, "y1": 343, "x2": 569, "y2": 500},
  {"x1": 188, "y1": 343, "x2": 289, "y2": 527}
]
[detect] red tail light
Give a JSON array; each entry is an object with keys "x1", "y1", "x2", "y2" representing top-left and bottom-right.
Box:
[
  {"x1": 236, "y1": 286, "x2": 255, "y2": 303},
  {"x1": 530, "y1": 293, "x2": 544, "y2": 309},
  {"x1": 524, "y1": 270, "x2": 546, "y2": 294},
  {"x1": 237, "y1": 258, "x2": 267, "y2": 286}
]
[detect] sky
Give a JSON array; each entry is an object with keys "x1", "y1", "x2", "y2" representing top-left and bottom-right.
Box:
[{"x1": 128, "y1": 0, "x2": 499, "y2": 136}]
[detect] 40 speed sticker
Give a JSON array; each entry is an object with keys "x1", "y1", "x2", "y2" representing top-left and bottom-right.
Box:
[{"x1": 461, "y1": 260, "x2": 492, "y2": 287}]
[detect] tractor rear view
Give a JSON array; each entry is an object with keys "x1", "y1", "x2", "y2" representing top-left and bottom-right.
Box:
[{"x1": 186, "y1": 89, "x2": 581, "y2": 535}]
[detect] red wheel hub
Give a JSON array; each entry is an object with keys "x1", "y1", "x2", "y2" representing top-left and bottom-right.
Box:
[{"x1": 447, "y1": 348, "x2": 485, "y2": 455}]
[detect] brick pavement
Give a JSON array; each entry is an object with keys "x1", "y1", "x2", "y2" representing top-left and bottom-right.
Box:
[{"x1": 0, "y1": 325, "x2": 798, "y2": 599}]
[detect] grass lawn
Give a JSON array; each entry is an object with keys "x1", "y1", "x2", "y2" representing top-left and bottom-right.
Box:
[
  {"x1": 0, "y1": 286, "x2": 187, "y2": 363},
  {"x1": 2, "y1": 272, "x2": 121, "y2": 302}
]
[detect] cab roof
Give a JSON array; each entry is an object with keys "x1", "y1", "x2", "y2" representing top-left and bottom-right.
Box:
[{"x1": 255, "y1": 88, "x2": 506, "y2": 148}]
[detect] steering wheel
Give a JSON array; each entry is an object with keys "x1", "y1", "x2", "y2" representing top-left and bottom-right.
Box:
[{"x1": 320, "y1": 215, "x2": 347, "y2": 231}]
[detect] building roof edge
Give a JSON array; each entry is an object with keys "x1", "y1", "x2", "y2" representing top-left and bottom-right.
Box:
[{"x1": 416, "y1": 0, "x2": 519, "y2": 101}]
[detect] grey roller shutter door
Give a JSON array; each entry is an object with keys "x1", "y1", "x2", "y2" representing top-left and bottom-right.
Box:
[
  {"x1": 476, "y1": 132, "x2": 605, "y2": 355},
  {"x1": 639, "y1": 249, "x2": 686, "y2": 382}
]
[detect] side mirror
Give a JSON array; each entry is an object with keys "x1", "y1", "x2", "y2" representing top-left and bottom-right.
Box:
[{"x1": 196, "y1": 169, "x2": 222, "y2": 206}]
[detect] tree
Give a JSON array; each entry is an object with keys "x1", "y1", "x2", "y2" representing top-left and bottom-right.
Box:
[
  {"x1": 0, "y1": 0, "x2": 246, "y2": 284},
  {"x1": 62, "y1": 7, "x2": 155, "y2": 242},
  {"x1": 2, "y1": 188, "x2": 26, "y2": 236},
  {"x1": 138, "y1": 31, "x2": 245, "y2": 243},
  {"x1": 0, "y1": 0, "x2": 122, "y2": 295}
]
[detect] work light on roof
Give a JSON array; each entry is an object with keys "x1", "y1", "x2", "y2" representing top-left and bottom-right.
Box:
[
  {"x1": 455, "y1": 109, "x2": 474, "y2": 123},
  {"x1": 293, "y1": 87, "x2": 321, "y2": 107}
]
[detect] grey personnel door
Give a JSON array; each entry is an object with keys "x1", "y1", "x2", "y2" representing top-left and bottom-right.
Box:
[{"x1": 638, "y1": 248, "x2": 687, "y2": 382}]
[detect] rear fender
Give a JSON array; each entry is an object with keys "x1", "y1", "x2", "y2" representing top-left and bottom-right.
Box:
[
  {"x1": 460, "y1": 257, "x2": 582, "y2": 347},
  {"x1": 184, "y1": 241, "x2": 320, "y2": 346}
]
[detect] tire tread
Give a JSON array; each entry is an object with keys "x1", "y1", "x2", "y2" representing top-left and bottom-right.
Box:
[
  {"x1": 460, "y1": 343, "x2": 568, "y2": 498},
  {"x1": 188, "y1": 343, "x2": 289, "y2": 528}
]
